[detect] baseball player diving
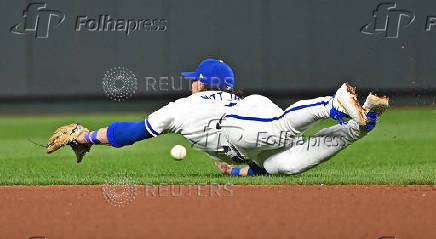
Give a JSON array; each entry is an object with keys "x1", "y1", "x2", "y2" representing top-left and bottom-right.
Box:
[{"x1": 47, "y1": 59, "x2": 389, "y2": 176}]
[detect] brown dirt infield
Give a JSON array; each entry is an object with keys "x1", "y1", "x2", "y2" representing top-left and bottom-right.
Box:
[{"x1": 0, "y1": 185, "x2": 435, "y2": 239}]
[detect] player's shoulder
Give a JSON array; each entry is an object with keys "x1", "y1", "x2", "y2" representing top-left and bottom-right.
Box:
[{"x1": 242, "y1": 94, "x2": 272, "y2": 103}]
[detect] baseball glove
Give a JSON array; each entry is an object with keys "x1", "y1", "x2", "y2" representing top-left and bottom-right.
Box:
[{"x1": 46, "y1": 123, "x2": 91, "y2": 163}]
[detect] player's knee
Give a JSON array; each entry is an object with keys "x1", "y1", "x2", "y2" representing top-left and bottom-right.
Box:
[
  {"x1": 264, "y1": 165, "x2": 303, "y2": 175},
  {"x1": 279, "y1": 166, "x2": 306, "y2": 175},
  {"x1": 263, "y1": 161, "x2": 302, "y2": 175},
  {"x1": 264, "y1": 155, "x2": 312, "y2": 175}
]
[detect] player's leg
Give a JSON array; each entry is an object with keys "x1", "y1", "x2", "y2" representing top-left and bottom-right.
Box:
[
  {"x1": 216, "y1": 120, "x2": 362, "y2": 176},
  {"x1": 217, "y1": 119, "x2": 366, "y2": 176},
  {"x1": 282, "y1": 83, "x2": 367, "y2": 133},
  {"x1": 263, "y1": 93, "x2": 388, "y2": 175},
  {"x1": 263, "y1": 120, "x2": 362, "y2": 174},
  {"x1": 282, "y1": 96, "x2": 332, "y2": 133}
]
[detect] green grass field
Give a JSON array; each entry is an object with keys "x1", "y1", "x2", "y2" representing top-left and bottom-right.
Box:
[{"x1": 0, "y1": 107, "x2": 435, "y2": 185}]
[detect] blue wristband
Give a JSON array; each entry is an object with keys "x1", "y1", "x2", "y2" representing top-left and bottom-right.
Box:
[
  {"x1": 91, "y1": 130, "x2": 101, "y2": 144},
  {"x1": 85, "y1": 132, "x2": 92, "y2": 144},
  {"x1": 231, "y1": 167, "x2": 241, "y2": 176}
]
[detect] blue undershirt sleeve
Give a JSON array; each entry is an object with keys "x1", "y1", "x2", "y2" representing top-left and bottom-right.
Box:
[{"x1": 107, "y1": 121, "x2": 152, "y2": 148}]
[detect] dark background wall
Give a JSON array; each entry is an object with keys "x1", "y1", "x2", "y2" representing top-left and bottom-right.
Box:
[{"x1": 1, "y1": 0, "x2": 435, "y2": 110}]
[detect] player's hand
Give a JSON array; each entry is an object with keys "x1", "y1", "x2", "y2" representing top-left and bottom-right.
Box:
[
  {"x1": 47, "y1": 123, "x2": 91, "y2": 163},
  {"x1": 214, "y1": 162, "x2": 233, "y2": 175}
]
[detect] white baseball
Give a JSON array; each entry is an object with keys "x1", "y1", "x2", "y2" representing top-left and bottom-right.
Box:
[{"x1": 170, "y1": 145, "x2": 186, "y2": 160}]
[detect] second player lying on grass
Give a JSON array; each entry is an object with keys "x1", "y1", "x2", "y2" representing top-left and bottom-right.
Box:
[{"x1": 46, "y1": 59, "x2": 389, "y2": 176}]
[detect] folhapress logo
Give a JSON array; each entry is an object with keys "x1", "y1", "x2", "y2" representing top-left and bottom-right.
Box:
[
  {"x1": 10, "y1": 2, "x2": 65, "y2": 39},
  {"x1": 361, "y1": 2, "x2": 415, "y2": 38}
]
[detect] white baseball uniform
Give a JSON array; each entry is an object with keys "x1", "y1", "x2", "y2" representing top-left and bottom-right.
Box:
[
  {"x1": 146, "y1": 91, "x2": 365, "y2": 174},
  {"x1": 146, "y1": 91, "x2": 241, "y2": 152}
]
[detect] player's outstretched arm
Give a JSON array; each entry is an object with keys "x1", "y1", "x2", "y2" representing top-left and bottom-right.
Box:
[
  {"x1": 48, "y1": 99, "x2": 175, "y2": 162},
  {"x1": 77, "y1": 127, "x2": 110, "y2": 145},
  {"x1": 47, "y1": 121, "x2": 153, "y2": 163},
  {"x1": 76, "y1": 121, "x2": 152, "y2": 148}
]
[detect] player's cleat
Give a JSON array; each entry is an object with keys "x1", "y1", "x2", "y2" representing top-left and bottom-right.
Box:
[
  {"x1": 362, "y1": 93, "x2": 389, "y2": 116},
  {"x1": 330, "y1": 83, "x2": 367, "y2": 126},
  {"x1": 362, "y1": 93, "x2": 389, "y2": 132}
]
